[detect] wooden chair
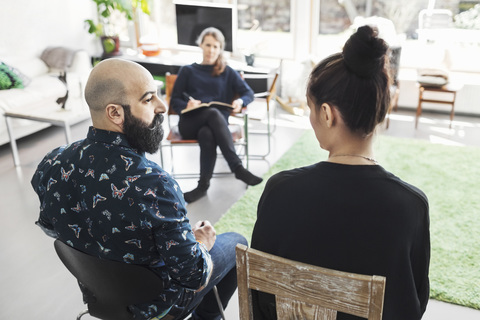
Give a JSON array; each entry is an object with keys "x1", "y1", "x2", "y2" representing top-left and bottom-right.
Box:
[
  {"x1": 159, "y1": 73, "x2": 249, "y2": 178},
  {"x1": 415, "y1": 82, "x2": 462, "y2": 129},
  {"x1": 245, "y1": 71, "x2": 280, "y2": 158},
  {"x1": 235, "y1": 244, "x2": 386, "y2": 320}
]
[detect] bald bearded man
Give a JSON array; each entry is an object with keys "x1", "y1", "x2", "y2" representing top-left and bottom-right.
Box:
[{"x1": 32, "y1": 59, "x2": 247, "y2": 320}]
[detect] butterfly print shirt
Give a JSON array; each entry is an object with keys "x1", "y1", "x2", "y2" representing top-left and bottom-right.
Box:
[{"x1": 32, "y1": 126, "x2": 212, "y2": 319}]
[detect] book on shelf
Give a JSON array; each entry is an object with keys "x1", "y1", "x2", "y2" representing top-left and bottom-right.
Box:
[{"x1": 181, "y1": 101, "x2": 233, "y2": 114}]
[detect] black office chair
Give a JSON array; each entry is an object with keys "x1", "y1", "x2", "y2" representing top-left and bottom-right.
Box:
[
  {"x1": 55, "y1": 239, "x2": 226, "y2": 320},
  {"x1": 54, "y1": 239, "x2": 168, "y2": 320}
]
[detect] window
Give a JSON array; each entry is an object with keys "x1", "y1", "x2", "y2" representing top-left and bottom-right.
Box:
[
  {"x1": 237, "y1": 0, "x2": 293, "y2": 59},
  {"x1": 132, "y1": 0, "x2": 296, "y2": 59}
]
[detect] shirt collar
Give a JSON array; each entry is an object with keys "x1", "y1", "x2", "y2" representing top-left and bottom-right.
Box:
[{"x1": 86, "y1": 126, "x2": 134, "y2": 150}]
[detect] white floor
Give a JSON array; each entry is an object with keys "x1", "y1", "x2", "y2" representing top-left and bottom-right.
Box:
[{"x1": 0, "y1": 105, "x2": 479, "y2": 319}]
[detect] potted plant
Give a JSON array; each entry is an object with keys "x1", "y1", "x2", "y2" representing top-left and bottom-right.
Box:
[{"x1": 85, "y1": 0, "x2": 150, "y2": 57}]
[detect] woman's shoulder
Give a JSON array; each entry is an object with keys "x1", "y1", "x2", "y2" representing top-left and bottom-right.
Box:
[
  {"x1": 224, "y1": 64, "x2": 235, "y2": 72},
  {"x1": 217, "y1": 64, "x2": 236, "y2": 76},
  {"x1": 385, "y1": 171, "x2": 429, "y2": 207},
  {"x1": 265, "y1": 164, "x2": 318, "y2": 190},
  {"x1": 179, "y1": 64, "x2": 196, "y2": 74}
]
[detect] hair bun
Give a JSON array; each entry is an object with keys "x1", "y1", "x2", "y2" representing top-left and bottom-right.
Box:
[{"x1": 343, "y1": 25, "x2": 388, "y2": 78}]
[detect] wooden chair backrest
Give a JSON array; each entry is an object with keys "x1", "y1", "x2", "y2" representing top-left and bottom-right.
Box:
[
  {"x1": 266, "y1": 72, "x2": 279, "y2": 104},
  {"x1": 235, "y1": 244, "x2": 386, "y2": 320},
  {"x1": 165, "y1": 73, "x2": 178, "y2": 116}
]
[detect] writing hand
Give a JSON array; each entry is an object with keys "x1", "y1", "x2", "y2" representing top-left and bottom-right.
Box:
[
  {"x1": 232, "y1": 99, "x2": 243, "y2": 113},
  {"x1": 186, "y1": 99, "x2": 201, "y2": 110}
]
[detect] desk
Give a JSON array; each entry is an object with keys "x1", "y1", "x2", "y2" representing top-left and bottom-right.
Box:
[
  {"x1": 416, "y1": 83, "x2": 463, "y2": 129},
  {"x1": 5, "y1": 99, "x2": 91, "y2": 166}
]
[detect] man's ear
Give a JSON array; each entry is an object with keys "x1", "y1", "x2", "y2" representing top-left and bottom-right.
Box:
[
  {"x1": 105, "y1": 104, "x2": 124, "y2": 126},
  {"x1": 320, "y1": 103, "x2": 335, "y2": 128}
]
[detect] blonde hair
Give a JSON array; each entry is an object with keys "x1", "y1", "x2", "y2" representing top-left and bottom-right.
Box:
[{"x1": 197, "y1": 27, "x2": 226, "y2": 76}]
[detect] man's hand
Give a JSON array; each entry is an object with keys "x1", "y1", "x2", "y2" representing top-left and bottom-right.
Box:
[{"x1": 192, "y1": 220, "x2": 216, "y2": 251}]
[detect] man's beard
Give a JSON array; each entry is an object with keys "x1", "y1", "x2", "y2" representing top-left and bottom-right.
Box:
[{"x1": 122, "y1": 105, "x2": 164, "y2": 154}]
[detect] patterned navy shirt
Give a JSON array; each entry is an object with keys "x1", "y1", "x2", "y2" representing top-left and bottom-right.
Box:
[{"x1": 32, "y1": 126, "x2": 212, "y2": 319}]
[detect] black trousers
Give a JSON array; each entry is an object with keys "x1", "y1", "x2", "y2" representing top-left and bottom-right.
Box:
[{"x1": 178, "y1": 108, "x2": 242, "y2": 182}]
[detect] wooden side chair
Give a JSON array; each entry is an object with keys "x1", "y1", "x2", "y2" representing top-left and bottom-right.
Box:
[
  {"x1": 159, "y1": 73, "x2": 249, "y2": 178},
  {"x1": 235, "y1": 244, "x2": 386, "y2": 320}
]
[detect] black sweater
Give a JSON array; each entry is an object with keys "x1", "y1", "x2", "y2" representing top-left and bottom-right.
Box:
[{"x1": 251, "y1": 162, "x2": 430, "y2": 320}]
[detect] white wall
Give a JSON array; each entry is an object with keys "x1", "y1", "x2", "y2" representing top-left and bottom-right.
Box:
[{"x1": 0, "y1": 0, "x2": 98, "y2": 59}]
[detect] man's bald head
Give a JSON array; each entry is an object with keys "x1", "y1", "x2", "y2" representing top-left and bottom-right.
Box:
[{"x1": 85, "y1": 59, "x2": 149, "y2": 113}]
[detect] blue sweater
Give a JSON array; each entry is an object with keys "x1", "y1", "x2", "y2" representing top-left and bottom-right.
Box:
[{"x1": 170, "y1": 63, "x2": 254, "y2": 121}]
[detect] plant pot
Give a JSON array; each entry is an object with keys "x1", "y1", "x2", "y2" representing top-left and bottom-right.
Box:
[
  {"x1": 101, "y1": 36, "x2": 121, "y2": 58},
  {"x1": 140, "y1": 44, "x2": 161, "y2": 56},
  {"x1": 245, "y1": 54, "x2": 255, "y2": 66}
]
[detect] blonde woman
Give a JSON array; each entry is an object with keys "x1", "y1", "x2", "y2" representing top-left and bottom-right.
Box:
[{"x1": 170, "y1": 27, "x2": 262, "y2": 203}]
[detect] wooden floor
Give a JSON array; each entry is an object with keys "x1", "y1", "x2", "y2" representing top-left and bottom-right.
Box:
[{"x1": 0, "y1": 105, "x2": 479, "y2": 319}]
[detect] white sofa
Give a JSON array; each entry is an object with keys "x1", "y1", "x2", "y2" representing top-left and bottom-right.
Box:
[{"x1": 0, "y1": 50, "x2": 91, "y2": 146}]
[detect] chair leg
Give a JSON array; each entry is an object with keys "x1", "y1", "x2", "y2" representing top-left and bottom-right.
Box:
[
  {"x1": 213, "y1": 285, "x2": 226, "y2": 320},
  {"x1": 271, "y1": 100, "x2": 278, "y2": 133},
  {"x1": 159, "y1": 144, "x2": 165, "y2": 168},
  {"x1": 77, "y1": 309, "x2": 89, "y2": 320},
  {"x1": 264, "y1": 101, "x2": 271, "y2": 157},
  {"x1": 248, "y1": 101, "x2": 272, "y2": 159}
]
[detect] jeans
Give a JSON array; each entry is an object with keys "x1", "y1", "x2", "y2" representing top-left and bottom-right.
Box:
[
  {"x1": 178, "y1": 108, "x2": 243, "y2": 181},
  {"x1": 166, "y1": 232, "x2": 248, "y2": 320}
]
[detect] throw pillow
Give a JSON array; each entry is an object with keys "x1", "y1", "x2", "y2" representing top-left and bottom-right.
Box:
[{"x1": 0, "y1": 62, "x2": 31, "y2": 90}]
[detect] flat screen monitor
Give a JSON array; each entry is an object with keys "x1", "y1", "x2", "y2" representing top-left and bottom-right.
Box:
[{"x1": 175, "y1": 2, "x2": 235, "y2": 52}]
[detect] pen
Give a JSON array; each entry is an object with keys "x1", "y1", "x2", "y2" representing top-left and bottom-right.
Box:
[{"x1": 183, "y1": 92, "x2": 195, "y2": 101}]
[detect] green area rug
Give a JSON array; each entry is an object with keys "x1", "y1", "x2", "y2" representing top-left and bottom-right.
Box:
[{"x1": 215, "y1": 129, "x2": 480, "y2": 309}]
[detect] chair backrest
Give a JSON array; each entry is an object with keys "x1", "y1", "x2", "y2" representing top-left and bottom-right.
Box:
[
  {"x1": 235, "y1": 244, "x2": 386, "y2": 320},
  {"x1": 165, "y1": 72, "x2": 178, "y2": 116},
  {"x1": 266, "y1": 72, "x2": 279, "y2": 104},
  {"x1": 418, "y1": 9, "x2": 453, "y2": 30},
  {"x1": 54, "y1": 239, "x2": 165, "y2": 320}
]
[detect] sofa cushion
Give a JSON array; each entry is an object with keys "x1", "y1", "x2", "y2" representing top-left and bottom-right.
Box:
[
  {"x1": 0, "y1": 62, "x2": 27, "y2": 90},
  {"x1": 1, "y1": 57, "x2": 49, "y2": 79},
  {"x1": 0, "y1": 75, "x2": 66, "y2": 111}
]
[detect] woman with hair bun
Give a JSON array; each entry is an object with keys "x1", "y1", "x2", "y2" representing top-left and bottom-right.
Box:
[
  {"x1": 251, "y1": 25, "x2": 430, "y2": 319},
  {"x1": 170, "y1": 27, "x2": 262, "y2": 203}
]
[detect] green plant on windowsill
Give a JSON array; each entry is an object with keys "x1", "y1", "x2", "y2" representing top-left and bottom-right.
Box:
[{"x1": 85, "y1": 0, "x2": 150, "y2": 56}]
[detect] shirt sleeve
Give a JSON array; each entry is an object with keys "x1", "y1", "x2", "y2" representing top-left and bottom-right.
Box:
[
  {"x1": 414, "y1": 200, "x2": 431, "y2": 315},
  {"x1": 148, "y1": 175, "x2": 213, "y2": 291},
  {"x1": 231, "y1": 67, "x2": 254, "y2": 106},
  {"x1": 31, "y1": 147, "x2": 62, "y2": 238}
]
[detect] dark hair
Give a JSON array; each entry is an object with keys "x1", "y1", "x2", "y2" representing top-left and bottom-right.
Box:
[
  {"x1": 197, "y1": 27, "x2": 226, "y2": 76},
  {"x1": 307, "y1": 25, "x2": 391, "y2": 136}
]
